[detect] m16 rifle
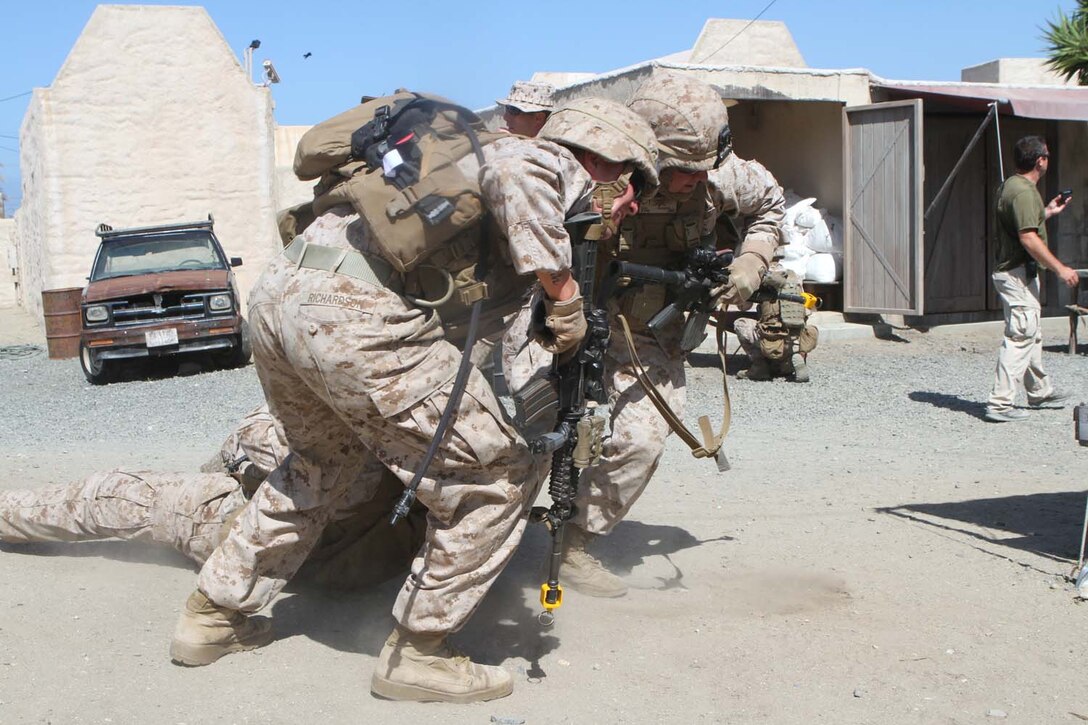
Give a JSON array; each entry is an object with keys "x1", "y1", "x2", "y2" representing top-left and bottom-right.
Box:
[
  {"x1": 601, "y1": 247, "x2": 818, "y2": 352},
  {"x1": 526, "y1": 211, "x2": 609, "y2": 625},
  {"x1": 599, "y1": 247, "x2": 820, "y2": 471}
]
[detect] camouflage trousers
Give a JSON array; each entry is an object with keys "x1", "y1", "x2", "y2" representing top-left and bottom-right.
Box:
[
  {"x1": 198, "y1": 253, "x2": 535, "y2": 634},
  {"x1": 0, "y1": 468, "x2": 426, "y2": 590},
  {"x1": 734, "y1": 317, "x2": 780, "y2": 363},
  {"x1": 733, "y1": 317, "x2": 817, "y2": 373},
  {"x1": 503, "y1": 302, "x2": 685, "y2": 536},
  {"x1": 0, "y1": 471, "x2": 244, "y2": 564}
]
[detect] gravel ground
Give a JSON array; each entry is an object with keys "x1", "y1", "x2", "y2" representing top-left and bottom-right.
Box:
[{"x1": 1, "y1": 307, "x2": 1087, "y2": 723}]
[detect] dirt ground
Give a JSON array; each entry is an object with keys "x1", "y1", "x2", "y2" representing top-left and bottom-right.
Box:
[{"x1": 1, "y1": 306, "x2": 1087, "y2": 724}]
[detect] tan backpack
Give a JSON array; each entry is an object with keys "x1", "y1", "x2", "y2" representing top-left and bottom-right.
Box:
[{"x1": 294, "y1": 91, "x2": 498, "y2": 273}]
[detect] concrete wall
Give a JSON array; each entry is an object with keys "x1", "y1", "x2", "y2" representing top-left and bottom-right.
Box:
[
  {"x1": 274, "y1": 125, "x2": 315, "y2": 213},
  {"x1": 688, "y1": 19, "x2": 807, "y2": 67},
  {"x1": 15, "y1": 92, "x2": 49, "y2": 318},
  {"x1": 962, "y1": 58, "x2": 1074, "y2": 86},
  {"x1": 16, "y1": 5, "x2": 282, "y2": 322},
  {"x1": 0, "y1": 219, "x2": 15, "y2": 308},
  {"x1": 551, "y1": 61, "x2": 873, "y2": 108}
]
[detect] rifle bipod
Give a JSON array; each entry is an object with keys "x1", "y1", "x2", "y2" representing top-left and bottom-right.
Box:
[{"x1": 529, "y1": 506, "x2": 567, "y2": 626}]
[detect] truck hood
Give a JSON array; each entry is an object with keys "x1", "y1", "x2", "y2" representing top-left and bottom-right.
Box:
[{"x1": 84, "y1": 270, "x2": 231, "y2": 302}]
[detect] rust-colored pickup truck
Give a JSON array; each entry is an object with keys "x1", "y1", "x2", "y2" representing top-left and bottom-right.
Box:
[{"x1": 79, "y1": 216, "x2": 250, "y2": 384}]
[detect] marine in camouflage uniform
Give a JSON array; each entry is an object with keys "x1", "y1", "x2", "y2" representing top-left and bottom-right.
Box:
[
  {"x1": 496, "y1": 80, "x2": 555, "y2": 137},
  {"x1": 734, "y1": 267, "x2": 819, "y2": 382},
  {"x1": 171, "y1": 97, "x2": 658, "y2": 704},
  {"x1": 503, "y1": 70, "x2": 784, "y2": 598},
  {"x1": 0, "y1": 405, "x2": 427, "y2": 590}
]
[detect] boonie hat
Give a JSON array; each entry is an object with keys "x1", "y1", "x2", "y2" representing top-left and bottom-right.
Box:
[{"x1": 496, "y1": 81, "x2": 556, "y2": 114}]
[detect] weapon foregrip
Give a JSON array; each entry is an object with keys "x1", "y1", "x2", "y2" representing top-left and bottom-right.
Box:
[{"x1": 647, "y1": 302, "x2": 683, "y2": 333}]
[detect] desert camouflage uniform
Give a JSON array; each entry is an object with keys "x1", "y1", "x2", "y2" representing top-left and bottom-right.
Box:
[
  {"x1": 575, "y1": 157, "x2": 782, "y2": 534},
  {"x1": 0, "y1": 470, "x2": 244, "y2": 564},
  {"x1": 504, "y1": 76, "x2": 785, "y2": 535},
  {"x1": 507, "y1": 161, "x2": 783, "y2": 534},
  {"x1": 0, "y1": 406, "x2": 427, "y2": 589},
  {"x1": 198, "y1": 135, "x2": 596, "y2": 634},
  {"x1": 733, "y1": 267, "x2": 819, "y2": 379}
]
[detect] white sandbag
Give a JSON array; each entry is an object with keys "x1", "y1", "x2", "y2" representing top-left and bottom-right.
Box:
[
  {"x1": 805, "y1": 252, "x2": 842, "y2": 283},
  {"x1": 794, "y1": 206, "x2": 820, "y2": 230},
  {"x1": 779, "y1": 242, "x2": 812, "y2": 278},
  {"x1": 827, "y1": 214, "x2": 843, "y2": 251},
  {"x1": 782, "y1": 225, "x2": 809, "y2": 248},
  {"x1": 782, "y1": 193, "x2": 817, "y2": 228},
  {"x1": 805, "y1": 217, "x2": 833, "y2": 253},
  {"x1": 799, "y1": 208, "x2": 845, "y2": 254}
]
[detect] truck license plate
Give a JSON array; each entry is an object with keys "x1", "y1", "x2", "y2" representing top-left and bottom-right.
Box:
[{"x1": 145, "y1": 328, "x2": 179, "y2": 348}]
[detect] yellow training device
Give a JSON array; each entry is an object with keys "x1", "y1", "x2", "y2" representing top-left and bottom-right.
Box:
[{"x1": 540, "y1": 582, "x2": 563, "y2": 611}]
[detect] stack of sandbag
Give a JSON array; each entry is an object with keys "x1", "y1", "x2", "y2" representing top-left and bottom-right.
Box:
[{"x1": 778, "y1": 191, "x2": 844, "y2": 283}]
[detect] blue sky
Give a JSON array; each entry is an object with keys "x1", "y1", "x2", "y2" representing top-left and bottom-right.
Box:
[{"x1": 0, "y1": 0, "x2": 1076, "y2": 214}]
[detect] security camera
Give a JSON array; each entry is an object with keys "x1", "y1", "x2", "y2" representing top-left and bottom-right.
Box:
[{"x1": 262, "y1": 60, "x2": 281, "y2": 85}]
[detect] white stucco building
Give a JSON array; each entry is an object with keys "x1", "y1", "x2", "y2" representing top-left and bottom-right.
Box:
[
  {"x1": 0, "y1": 218, "x2": 15, "y2": 309},
  {"x1": 13, "y1": 5, "x2": 309, "y2": 321}
]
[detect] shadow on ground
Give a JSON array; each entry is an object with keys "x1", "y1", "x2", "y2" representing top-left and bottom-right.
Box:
[
  {"x1": 264, "y1": 519, "x2": 729, "y2": 676},
  {"x1": 0, "y1": 517, "x2": 730, "y2": 676},
  {"x1": 0, "y1": 539, "x2": 199, "y2": 569},
  {"x1": 686, "y1": 350, "x2": 749, "y2": 373},
  {"x1": 1043, "y1": 343, "x2": 1087, "y2": 356},
  {"x1": 878, "y1": 490, "x2": 1087, "y2": 564},
  {"x1": 98, "y1": 354, "x2": 249, "y2": 385},
  {"x1": 909, "y1": 391, "x2": 989, "y2": 420}
]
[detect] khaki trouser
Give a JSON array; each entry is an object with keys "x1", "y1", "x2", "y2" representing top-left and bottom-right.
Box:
[
  {"x1": 502, "y1": 301, "x2": 685, "y2": 536},
  {"x1": 987, "y1": 266, "x2": 1053, "y2": 411},
  {"x1": 0, "y1": 471, "x2": 245, "y2": 564},
  {"x1": 198, "y1": 252, "x2": 535, "y2": 634}
]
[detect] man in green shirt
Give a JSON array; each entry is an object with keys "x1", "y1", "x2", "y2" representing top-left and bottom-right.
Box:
[{"x1": 985, "y1": 135, "x2": 1080, "y2": 423}]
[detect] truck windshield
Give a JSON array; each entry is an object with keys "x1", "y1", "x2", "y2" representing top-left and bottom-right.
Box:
[{"x1": 90, "y1": 232, "x2": 226, "y2": 280}]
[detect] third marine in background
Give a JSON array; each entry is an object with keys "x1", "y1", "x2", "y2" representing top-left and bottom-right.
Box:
[{"x1": 734, "y1": 266, "x2": 819, "y2": 382}]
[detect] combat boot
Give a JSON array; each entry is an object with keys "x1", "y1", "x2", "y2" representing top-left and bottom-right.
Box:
[
  {"x1": 169, "y1": 590, "x2": 273, "y2": 666},
  {"x1": 559, "y1": 526, "x2": 628, "y2": 598},
  {"x1": 738, "y1": 358, "x2": 772, "y2": 381},
  {"x1": 790, "y1": 353, "x2": 810, "y2": 383},
  {"x1": 370, "y1": 625, "x2": 513, "y2": 703}
]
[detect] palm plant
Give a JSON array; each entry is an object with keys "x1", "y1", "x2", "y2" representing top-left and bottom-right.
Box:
[{"x1": 1043, "y1": 1, "x2": 1088, "y2": 84}]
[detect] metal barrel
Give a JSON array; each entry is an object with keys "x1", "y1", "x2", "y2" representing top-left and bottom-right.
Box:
[{"x1": 41, "y1": 286, "x2": 83, "y2": 359}]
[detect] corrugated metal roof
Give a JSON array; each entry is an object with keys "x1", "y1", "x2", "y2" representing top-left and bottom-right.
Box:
[{"x1": 874, "y1": 80, "x2": 1088, "y2": 121}]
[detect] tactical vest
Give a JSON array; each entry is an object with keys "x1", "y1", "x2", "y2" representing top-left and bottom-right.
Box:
[
  {"x1": 604, "y1": 184, "x2": 715, "y2": 330},
  {"x1": 756, "y1": 270, "x2": 811, "y2": 360},
  {"x1": 295, "y1": 92, "x2": 530, "y2": 339}
]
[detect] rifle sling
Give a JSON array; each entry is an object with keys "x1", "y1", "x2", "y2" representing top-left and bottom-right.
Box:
[{"x1": 616, "y1": 314, "x2": 730, "y2": 459}]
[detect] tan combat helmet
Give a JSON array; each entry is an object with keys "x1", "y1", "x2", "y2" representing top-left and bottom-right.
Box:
[
  {"x1": 496, "y1": 80, "x2": 556, "y2": 113},
  {"x1": 538, "y1": 97, "x2": 660, "y2": 194},
  {"x1": 627, "y1": 70, "x2": 730, "y2": 172}
]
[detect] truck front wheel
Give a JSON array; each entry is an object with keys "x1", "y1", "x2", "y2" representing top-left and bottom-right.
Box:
[{"x1": 79, "y1": 342, "x2": 113, "y2": 385}]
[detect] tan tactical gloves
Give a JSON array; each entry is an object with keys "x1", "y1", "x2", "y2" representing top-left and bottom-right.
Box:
[
  {"x1": 534, "y1": 291, "x2": 587, "y2": 355},
  {"x1": 719, "y1": 253, "x2": 767, "y2": 307}
]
